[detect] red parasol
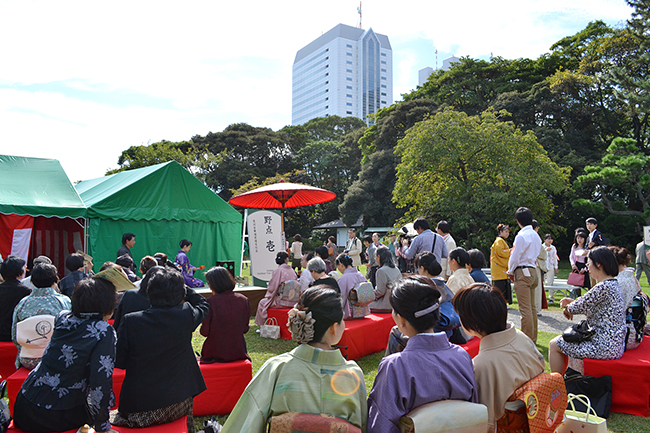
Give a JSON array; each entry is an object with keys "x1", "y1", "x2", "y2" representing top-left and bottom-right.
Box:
[
  {"x1": 228, "y1": 179, "x2": 336, "y2": 210},
  {"x1": 229, "y1": 179, "x2": 336, "y2": 236}
]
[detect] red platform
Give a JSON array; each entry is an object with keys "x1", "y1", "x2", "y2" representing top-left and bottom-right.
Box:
[
  {"x1": 583, "y1": 338, "x2": 650, "y2": 417},
  {"x1": 8, "y1": 360, "x2": 251, "y2": 416},
  {"x1": 267, "y1": 309, "x2": 395, "y2": 360},
  {"x1": 459, "y1": 336, "x2": 480, "y2": 359},
  {"x1": 267, "y1": 308, "x2": 293, "y2": 339},
  {"x1": 6, "y1": 416, "x2": 188, "y2": 433},
  {"x1": 0, "y1": 341, "x2": 18, "y2": 380}
]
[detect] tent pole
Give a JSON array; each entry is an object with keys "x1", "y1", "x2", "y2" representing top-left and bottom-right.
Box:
[
  {"x1": 84, "y1": 218, "x2": 89, "y2": 254},
  {"x1": 240, "y1": 209, "x2": 248, "y2": 278}
]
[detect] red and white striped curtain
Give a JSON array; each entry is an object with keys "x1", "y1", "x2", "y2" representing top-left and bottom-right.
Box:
[{"x1": 0, "y1": 214, "x2": 84, "y2": 277}]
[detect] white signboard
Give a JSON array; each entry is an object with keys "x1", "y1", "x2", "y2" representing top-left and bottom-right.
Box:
[
  {"x1": 644, "y1": 226, "x2": 650, "y2": 247},
  {"x1": 248, "y1": 210, "x2": 283, "y2": 282}
]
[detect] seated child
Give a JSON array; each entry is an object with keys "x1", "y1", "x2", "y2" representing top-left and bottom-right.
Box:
[
  {"x1": 59, "y1": 253, "x2": 91, "y2": 297},
  {"x1": 200, "y1": 266, "x2": 250, "y2": 363},
  {"x1": 13, "y1": 277, "x2": 118, "y2": 433}
]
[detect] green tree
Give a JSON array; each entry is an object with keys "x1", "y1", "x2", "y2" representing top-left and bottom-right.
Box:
[
  {"x1": 339, "y1": 99, "x2": 439, "y2": 227},
  {"x1": 106, "y1": 140, "x2": 218, "y2": 183},
  {"x1": 191, "y1": 123, "x2": 298, "y2": 200},
  {"x1": 607, "y1": 0, "x2": 650, "y2": 148},
  {"x1": 394, "y1": 108, "x2": 569, "y2": 250},
  {"x1": 574, "y1": 137, "x2": 650, "y2": 236}
]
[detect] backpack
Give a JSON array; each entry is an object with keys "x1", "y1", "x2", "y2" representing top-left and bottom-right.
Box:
[{"x1": 625, "y1": 292, "x2": 649, "y2": 351}]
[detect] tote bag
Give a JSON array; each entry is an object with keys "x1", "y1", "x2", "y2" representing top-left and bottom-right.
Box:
[
  {"x1": 556, "y1": 394, "x2": 607, "y2": 433},
  {"x1": 260, "y1": 317, "x2": 281, "y2": 339}
]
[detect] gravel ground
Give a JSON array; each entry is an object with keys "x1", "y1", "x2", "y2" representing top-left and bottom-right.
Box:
[{"x1": 507, "y1": 308, "x2": 579, "y2": 335}]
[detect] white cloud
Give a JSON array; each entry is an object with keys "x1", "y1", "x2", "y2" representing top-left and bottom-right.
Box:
[{"x1": 0, "y1": 0, "x2": 632, "y2": 181}]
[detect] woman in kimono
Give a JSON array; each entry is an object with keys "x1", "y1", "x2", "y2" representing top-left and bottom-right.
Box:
[
  {"x1": 175, "y1": 239, "x2": 204, "y2": 288},
  {"x1": 12, "y1": 277, "x2": 118, "y2": 433},
  {"x1": 223, "y1": 286, "x2": 367, "y2": 433},
  {"x1": 367, "y1": 276, "x2": 478, "y2": 433},
  {"x1": 254, "y1": 251, "x2": 297, "y2": 327}
]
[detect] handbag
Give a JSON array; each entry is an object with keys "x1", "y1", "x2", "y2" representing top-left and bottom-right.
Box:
[
  {"x1": 567, "y1": 271, "x2": 585, "y2": 286},
  {"x1": 269, "y1": 412, "x2": 361, "y2": 433},
  {"x1": 562, "y1": 320, "x2": 595, "y2": 343},
  {"x1": 275, "y1": 280, "x2": 302, "y2": 308},
  {"x1": 563, "y1": 369, "x2": 612, "y2": 418},
  {"x1": 0, "y1": 380, "x2": 10, "y2": 433},
  {"x1": 260, "y1": 317, "x2": 281, "y2": 339},
  {"x1": 556, "y1": 394, "x2": 607, "y2": 433}
]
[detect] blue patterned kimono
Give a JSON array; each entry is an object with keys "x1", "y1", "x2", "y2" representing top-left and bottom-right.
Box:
[{"x1": 17, "y1": 311, "x2": 116, "y2": 432}]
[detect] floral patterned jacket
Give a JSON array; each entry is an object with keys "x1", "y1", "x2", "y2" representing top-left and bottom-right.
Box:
[{"x1": 19, "y1": 311, "x2": 116, "y2": 432}]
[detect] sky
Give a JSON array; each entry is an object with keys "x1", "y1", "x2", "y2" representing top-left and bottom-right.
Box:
[{"x1": 0, "y1": 0, "x2": 633, "y2": 183}]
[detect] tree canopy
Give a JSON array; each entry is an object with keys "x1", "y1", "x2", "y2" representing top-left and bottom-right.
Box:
[{"x1": 394, "y1": 108, "x2": 569, "y2": 249}]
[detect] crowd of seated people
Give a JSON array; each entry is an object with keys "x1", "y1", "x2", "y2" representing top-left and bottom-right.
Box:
[{"x1": 1, "y1": 223, "x2": 643, "y2": 433}]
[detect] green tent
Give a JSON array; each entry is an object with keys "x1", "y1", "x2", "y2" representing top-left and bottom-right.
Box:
[
  {"x1": 0, "y1": 155, "x2": 87, "y2": 276},
  {"x1": 76, "y1": 161, "x2": 243, "y2": 278},
  {"x1": 0, "y1": 155, "x2": 86, "y2": 218}
]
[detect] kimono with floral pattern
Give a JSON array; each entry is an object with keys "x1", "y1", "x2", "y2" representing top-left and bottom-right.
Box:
[{"x1": 19, "y1": 311, "x2": 116, "y2": 432}]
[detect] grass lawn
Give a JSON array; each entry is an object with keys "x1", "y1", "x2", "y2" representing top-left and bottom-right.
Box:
[{"x1": 193, "y1": 261, "x2": 649, "y2": 432}]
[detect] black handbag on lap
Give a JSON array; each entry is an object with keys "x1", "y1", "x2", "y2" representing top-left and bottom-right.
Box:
[{"x1": 562, "y1": 320, "x2": 595, "y2": 342}]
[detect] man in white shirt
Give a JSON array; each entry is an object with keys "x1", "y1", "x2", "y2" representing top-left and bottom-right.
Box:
[
  {"x1": 507, "y1": 207, "x2": 542, "y2": 343},
  {"x1": 344, "y1": 228, "x2": 362, "y2": 267},
  {"x1": 436, "y1": 220, "x2": 456, "y2": 281}
]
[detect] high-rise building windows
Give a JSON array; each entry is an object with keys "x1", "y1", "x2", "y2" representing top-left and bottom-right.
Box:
[{"x1": 292, "y1": 24, "x2": 392, "y2": 125}]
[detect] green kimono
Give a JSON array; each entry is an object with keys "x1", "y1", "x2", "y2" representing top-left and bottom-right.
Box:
[{"x1": 222, "y1": 344, "x2": 368, "y2": 432}]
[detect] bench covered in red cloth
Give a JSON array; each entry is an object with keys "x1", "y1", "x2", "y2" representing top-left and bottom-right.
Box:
[
  {"x1": 459, "y1": 336, "x2": 480, "y2": 359},
  {"x1": 8, "y1": 359, "x2": 252, "y2": 416},
  {"x1": 583, "y1": 338, "x2": 650, "y2": 417},
  {"x1": 267, "y1": 309, "x2": 395, "y2": 360},
  {"x1": 6, "y1": 416, "x2": 188, "y2": 433},
  {"x1": 0, "y1": 341, "x2": 18, "y2": 380}
]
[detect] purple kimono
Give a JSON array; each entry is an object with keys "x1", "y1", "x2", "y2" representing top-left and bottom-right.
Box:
[
  {"x1": 367, "y1": 332, "x2": 478, "y2": 433},
  {"x1": 175, "y1": 250, "x2": 204, "y2": 288}
]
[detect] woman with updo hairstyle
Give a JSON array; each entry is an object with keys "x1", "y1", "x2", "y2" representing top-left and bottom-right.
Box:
[
  {"x1": 222, "y1": 286, "x2": 368, "y2": 433},
  {"x1": 369, "y1": 245, "x2": 403, "y2": 313},
  {"x1": 367, "y1": 276, "x2": 477, "y2": 433},
  {"x1": 255, "y1": 251, "x2": 298, "y2": 327},
  {"x1": 610, "y1": 245, "x2": 642, "y2": 309},
  {"x1": 335, "y1": 253, "x2": 367, "y2": 319},
  {"x1": 175, "y1": 239, "x2": 204, "y2": 288},
  {"x1": 446, "y1": 247, "x2": 475, "y2": 295},
  {"x1": 200, "y1": 266, "x2": 250, "y2": 363},
  {"x1": 415, "y1": 252, "x2": 465, "y2": 344}
]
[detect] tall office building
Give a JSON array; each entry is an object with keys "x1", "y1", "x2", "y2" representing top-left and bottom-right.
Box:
[{"x1": 292, "y1": 23, "x2": 393, "y2": 126}]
